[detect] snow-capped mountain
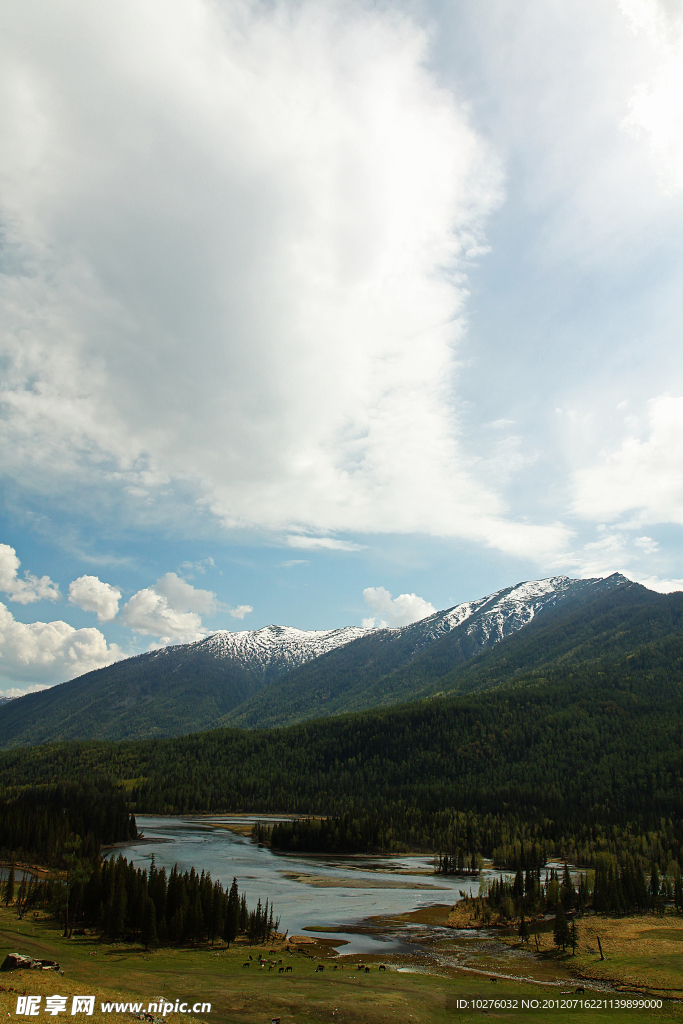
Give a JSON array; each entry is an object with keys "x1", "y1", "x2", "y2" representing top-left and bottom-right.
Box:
[
  {"x1": 391, "y1": 573, "x2": 630, "y2": 656},
  {"x1": 199, "y1": 624, "x2": 371, "y2": 675},
  {"x1": 149, "y1": 573, "x2": 629, "y2": 684},
  {"x1": 219, "y1": 573, "x2": 633, "y2": 729},
  {"x1": 0, "y1": 571, "x2": 640, "y2": 747}
]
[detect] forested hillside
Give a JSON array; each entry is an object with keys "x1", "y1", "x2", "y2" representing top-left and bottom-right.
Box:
[
  {"x1": 2, "y1": 628, "x2": 682, "y2": 870},
  {"x1": 0, "y1": 644, "x2": 265, "y2": 748},
  {"x1": 222, "y1": 579, "x2": 680, "y2": 727},
  {"x1": 0, "y1": 573, "x2": 633, "y2": 746}
]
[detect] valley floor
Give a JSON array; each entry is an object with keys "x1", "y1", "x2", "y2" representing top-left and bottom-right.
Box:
[{"x1": 1, "y1": 904, "x2": 682, "y2": 1024}]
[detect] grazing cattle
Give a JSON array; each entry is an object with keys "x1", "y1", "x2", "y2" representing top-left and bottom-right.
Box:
[
  {"x1": 279, "y1": 967, "x2": 284, "y2": 974},
  {"x1": 490, "y1": 977, "x2": 497, "y2": 983},
  {"x1": 242, "y1": 963, "x2": 250, "y2": 968},
  {"x1": 356, "y1": 964, "x2": 365, "y2": 971},
  {"x1": 315, "y1": 964, "x2": 324, "y2": 972},
  {"x1": 249, "y1": 954, "x2": 253, "y2": 960},
  {"x1": 285, "y1": 965, "x2": 293, "y2": 972},
  {"x1": 365, "y1": 967, "x2": 370, "y2": 973},
  {"x1": 278, "y1": 959, "x2": 283, "y2": 964},
  {"x1": 575, "y1": 987, "x2": 585, "y2": 995},
  {"x1": 379, "y1": 965, "x2": 386, "y2": 971},
  {"x1": 269, "y1": 950, "x2": 276, "y2": 954}
]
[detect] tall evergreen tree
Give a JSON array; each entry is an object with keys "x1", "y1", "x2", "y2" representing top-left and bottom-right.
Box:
[
  {"x1": 3, "y1": 864, "x2": 15, "y2": 907},
  {"x1": 553, "y1": 903, "x2": 570, "y2": 952},
  {"x1": 141, "y1": 896, "x2": 157, "y2": 950},
  {"x1": 225, "y1": 878, "x2": 239, "y2": 947}
]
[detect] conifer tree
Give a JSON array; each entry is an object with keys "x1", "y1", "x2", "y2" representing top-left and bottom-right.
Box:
[
  {"x1": 141, "y1": 896, "x2": 157, "y2": 950},
  {"x1": 553, "y1": 903, "x2": 570, "y2": 952},
  {"x1": 225, "y1": 878, "x2": 239, "y2": 947},
  {"x1": 3, "y1": 865, "x2": 15, "y2": 906}
]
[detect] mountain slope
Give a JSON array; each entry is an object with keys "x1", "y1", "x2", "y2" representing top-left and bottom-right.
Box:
[
  {"x1": 418, "y1": 578, "x2": 683, "y2": 699},
  {"x1": 2, "y1": 629, "x2": 682, "y2": 846},
  {"x1": 220, "y1": 574, "x2": 633, "y2": 728},
  {"x1": 0, "y1": 624, "x2": 369, "y2": 748},
  {"x1": 0, "y1": 572, "x2": 670, "y2": 746}
]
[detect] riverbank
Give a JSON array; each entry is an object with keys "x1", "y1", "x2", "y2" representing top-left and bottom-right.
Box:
[{"x1": 2, "y1": 904, "x2": 680, "y2": 1024}]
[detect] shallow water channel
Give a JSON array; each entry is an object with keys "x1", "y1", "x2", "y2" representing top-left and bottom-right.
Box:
[{"x1": 113, "y1": 816, "x2": 492, "y2": 957}]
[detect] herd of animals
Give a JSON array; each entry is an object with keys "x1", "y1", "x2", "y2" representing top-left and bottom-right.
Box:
[{"x1": 239, "y1": 949, "x2": 388, "y2": 973}]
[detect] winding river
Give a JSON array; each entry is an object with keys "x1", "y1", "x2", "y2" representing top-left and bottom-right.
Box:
[{"x1": 113, "y1": 816, "x2": 488, "y2": 956}]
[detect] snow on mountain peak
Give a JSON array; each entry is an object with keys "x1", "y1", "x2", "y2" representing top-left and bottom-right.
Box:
[{"x1": 194, "y1": 622, "x2": 371, "y2": 677}]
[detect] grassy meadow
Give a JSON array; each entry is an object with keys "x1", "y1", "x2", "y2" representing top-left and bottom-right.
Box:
[{"x1": 2, "y1": 904, "x2": 683, "y2": 1024}]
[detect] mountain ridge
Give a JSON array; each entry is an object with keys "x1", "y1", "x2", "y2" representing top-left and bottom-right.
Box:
[{"x1": 0, "y1": 571, "x2": 653, "y2": 746}]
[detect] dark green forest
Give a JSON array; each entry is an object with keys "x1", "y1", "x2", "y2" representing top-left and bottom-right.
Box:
[
  {"x1": 2, "y1": 628, "x2": 683, "y2": 876},
  {"x1": 3, "y1": 851, "x2": 277, "y2": 950},
  {"x1": 0, "y1": 783, "x2": 137, "y2": 868}
]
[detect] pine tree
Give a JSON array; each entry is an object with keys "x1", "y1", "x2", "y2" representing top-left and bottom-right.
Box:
[
  {"x1": 141, "y1": 896, "x2": 157, "y2": 950},
  {"x1": 225, "y1": 878, "x2": 239, "y2": 947},
  {"x1": 561, "y1": 863, "x2": 575, "y2": 911},
  {"x1": 553, "y1": 903, "x2": 570, "y2": 952},
  {"x1": 3, "y1": 865, "x2": 15, "y2": 907},
  {"x1": 109, "y1": 874, "x2": 127, "y2": 940},
  {"x1": 513, "y1": 867, "x2": 524, "y2": 900}
]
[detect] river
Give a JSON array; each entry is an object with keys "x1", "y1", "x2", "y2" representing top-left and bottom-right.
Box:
[{"x1": 111, "y1": 816, "x2": 489, "y2": 956}]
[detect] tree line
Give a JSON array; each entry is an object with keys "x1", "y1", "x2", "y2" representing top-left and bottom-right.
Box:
[
  {"x1": 0, "y1": 783, "x2": 137, "y2": 868},
  {"x1": 2, "y1": 853, "x2": 279, "y2": 949}
]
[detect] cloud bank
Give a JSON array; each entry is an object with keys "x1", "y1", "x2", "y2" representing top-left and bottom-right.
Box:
[
  {"x1": 574, "y1": 396, "x2": 683, "y2": 525},
  {"x1": 0, "y1": 602, "x2": 123, "y2": 689},
  {"x1": 0, "y1": 0, "x2": 571, "y2": 557}
]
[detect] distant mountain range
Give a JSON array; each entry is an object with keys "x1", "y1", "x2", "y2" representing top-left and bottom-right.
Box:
[{"x1": 0, "y1": 571, "x2": 676, "y2": 748}]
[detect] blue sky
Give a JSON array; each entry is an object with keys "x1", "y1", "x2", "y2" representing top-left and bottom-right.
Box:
[{"x1": 1, "y1": 0, "x2": 682, "y2": 694}]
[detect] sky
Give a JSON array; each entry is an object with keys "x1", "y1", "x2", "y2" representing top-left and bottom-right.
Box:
[{"x1": 1, "y1": 0, "x2": 682, "y2": 695}]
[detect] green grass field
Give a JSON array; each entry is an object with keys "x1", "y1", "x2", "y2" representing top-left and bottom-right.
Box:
[{"x1": 1, "y1": 906, "x2": 681, "y2": 1024}]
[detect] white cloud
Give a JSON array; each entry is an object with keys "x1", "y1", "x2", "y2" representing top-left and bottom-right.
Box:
[
  {"x1": 286, "y1": 536, "x2": 366, "y2": 552},
  {"x1": 0, "y1": 0, "x2": 571, "y2": 559},
  {"x1": 68, "y1": 575, "x2": 121, "y2": 621},
  {"x1": 574, "y1": 396, "x2": 683, "y2": 525},
  {"x1": 0, "y1": 601, "x2": 123, "y2": 687},
  {"x1": 623, "y1": 573, "x2": 683, "y2": 593},
  {"x1": 361, "y1": 586, "x2": 436, "y2": 629},
  {"x1": 120, "y1": 589, "x2": 205, "y2": 643},
  {"x1": 0, "y1": 543, "x2": 60, "y2": 605},
  {"x1": 120, "y1": 572, "x2": 217, "y2": 642},
  {"x1": 619, "y1": 0, "x2": 683, "y2": 192},
  {"x1": 634, "y1": 535, "x2": 659, "y2": 553},
  {"x1": 228, "y1": 604, "x2": 252, "y2": 620},
  {"x1": 151, "y1": 572, "x2": 217, "y2": 615},
  {"x1": 0, "y1": 683, "x2": 50, "y2": 699}
]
